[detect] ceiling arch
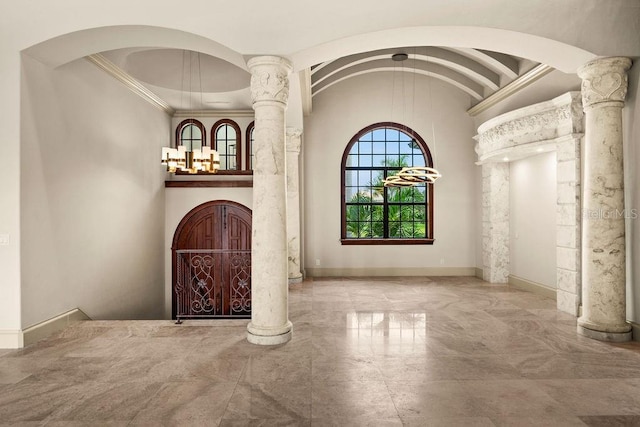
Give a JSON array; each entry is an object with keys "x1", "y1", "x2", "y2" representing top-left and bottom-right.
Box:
[{"x1": 291, "y1": 26, "x2": 597, "y2": 73}]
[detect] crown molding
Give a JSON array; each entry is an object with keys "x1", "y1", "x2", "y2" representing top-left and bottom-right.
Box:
[
  {"x1": 467, "y1": 64, "x2": 555, "y2": 117},
  {"x1": 86, "y1": 54, "x2": 174, "y2": 115},
  {"x1": 173, "y1": 109, "x2": 255, "y2": 118}
]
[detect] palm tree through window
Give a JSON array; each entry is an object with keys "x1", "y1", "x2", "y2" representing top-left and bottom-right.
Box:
[{"x1": 341, "y1": 122, "x2": 435, "y2": 244}]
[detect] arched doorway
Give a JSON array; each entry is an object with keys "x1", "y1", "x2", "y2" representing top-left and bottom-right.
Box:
[{"x1": 172, "y1": 200, "x2": 252, "y2": 320}]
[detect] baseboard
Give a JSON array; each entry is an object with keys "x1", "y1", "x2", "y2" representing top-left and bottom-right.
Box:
[
  {"x1": 0, "y1": 330, "x2": 23, "y2": 349},
  {"x1": 508, "y1": 275, "x2": 557, "y2": 301},
  {"x1": 22, "y1": 308, "x2": 90, "y2": 347},
  {"x1": 306, "y1": 267, "x2": 476, "y2": 277},
  {"x1": 631, "y1": 321, "x2": 640, "y2": 342},
  {"x1": 475, "y1": 267, "x2": 483, "y2": 280}
]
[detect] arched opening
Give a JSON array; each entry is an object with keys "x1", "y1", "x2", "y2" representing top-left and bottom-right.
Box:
[{"x1": 171, "y1": 200, "x2": 252, "y2": 321}]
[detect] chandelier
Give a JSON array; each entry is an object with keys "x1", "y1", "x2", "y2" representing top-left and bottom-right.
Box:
[
  {"x1": 161, "y1": 51, "x2": 220, "y2": 174},
  {"x1": 383, "y1": 50, "x2": 442, "y2": 187},
  {"x1": 161, "y1": 144, "x2": 220, "y2": 174},
  {"x1": 384, "y1": 166, "x2": 442, "y2": 187}
]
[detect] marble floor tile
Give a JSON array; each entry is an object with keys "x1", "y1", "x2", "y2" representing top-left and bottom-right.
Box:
[
  {"x1": 311, "y1": 380, "x2": 398, "y2": 420},
  {"x1": 386, "y1": 380, "x2": 481, "y2": 418},
  {"x1": 46, "y1": 382, "x2": 163, "y2": 422},
  {"x1": 535, "y1": 379, "x2": 640, "y2": 415},
  {"x1": 3, "y1": 276, "x2": 640, "y2": 423},
  {"x1": 312, "y1": 355, "x2": 382, "y2": 382},
  {"x1": 578, "y1": 415, "x2": 640, "y2": 426},
  {"x1": 401, "y1": 416, "x2": 496, "y2": 427},
  {"x1": 131, "y1": 380, "x2": 235, "y2": 424},
  {"x1": 224, "y1": 381, "x2": 311, "y2": 420},
  {"x1": 490, "y1": 416, "x2": 587, "y2": 426},
  {"x1": 312, "y1": 418, "x2": 402, "y2": 426},
  {"x1": 220, "y1": 420, "x2": 310, "y2": 427},
  {"x1": 463, "y1": 379, "x2": 567, "y2": 418}
]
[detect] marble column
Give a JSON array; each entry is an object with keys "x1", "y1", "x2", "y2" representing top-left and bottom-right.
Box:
[
  {"x1": 577, "y1": 57, "x2": 632, "y2": 342},
  {"x1": 482, "y1": 162, "x2": 509, "y2": 283},
  {"x1": 246, "y1": 56, "x2": 293, "y2": 345},
  {"x1": 286, "y1": 128, "x2": 303, "y2": 284}
]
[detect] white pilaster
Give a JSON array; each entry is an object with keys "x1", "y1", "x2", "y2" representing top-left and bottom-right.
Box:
[
  {"x1": 577, "y1": 57, "x2": 632, "y2": 342},
  {"x1": 556, "y1": 136, "x2": 582, "y2": 315},
  {"x1": 482, "y1": 162, "x2": 510, "y2": 283},
  {"x1": 286, "y1": 128, "x2": 303, "y2": 284},
  {"x1": 246, "y1": 56, "x2": 293, "y2": 345}
]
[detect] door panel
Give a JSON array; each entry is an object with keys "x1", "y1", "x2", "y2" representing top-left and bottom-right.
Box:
[{"x1": 172, "y1": 201, "x2": 251, "y2": 319}]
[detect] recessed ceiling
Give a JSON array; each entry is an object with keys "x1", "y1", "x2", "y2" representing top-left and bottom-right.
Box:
[
  {"x1": 100, "y1": 47, "x2": 252, "y2": 111},
  {"x1": 122, "y1": 48, "x2": 250, "y2": 93}
]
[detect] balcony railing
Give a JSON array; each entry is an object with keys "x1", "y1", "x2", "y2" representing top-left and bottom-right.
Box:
[{"x1": 175, "y1": 249, "x2": 251, "y2": 322}]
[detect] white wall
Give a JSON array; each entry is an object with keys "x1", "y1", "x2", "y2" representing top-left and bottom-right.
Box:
[
  {"x1": 164, "y1": 188, "x2": 252, "y2": 317},
  {"x1": 509, "y1": 152, "x2": 558, "y2": 287},
  {"x1": 20, "y1": 55, "x2": 170, "y2": 327},
  {"x1": 304, "y1": 72, "x2": 477, "y2": 275}
]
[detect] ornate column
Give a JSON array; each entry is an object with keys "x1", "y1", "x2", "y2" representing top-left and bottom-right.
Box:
[
  {"x1": 481, "y1": 162, "x2": 509, "y2": 283},
  {"x1": 286, "y1": 128, "x2": 303, "y2": 284},
  {"x1": 577, "y1": 57, "x2": 632, "y2": 342},
  {"x1": 246, "y1": 56, "x2": 293, "y2": 345}
]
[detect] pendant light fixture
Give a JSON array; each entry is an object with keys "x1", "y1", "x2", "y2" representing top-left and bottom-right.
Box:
[
  {"x1": 383, "y1": 49, "x2": 442, "y2": 187},
  {"x1": 161, "y1": 51, "x2": 220, "y2": 174}
]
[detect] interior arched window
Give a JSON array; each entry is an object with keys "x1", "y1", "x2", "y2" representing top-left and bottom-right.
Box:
[
  {"x1": 213, "y1": 119, "x2": 241, "y2": 170},
  {"x1": 246, "y1": 121, "x2": 255, "y2": 170},
  {"x1": 341, "y1": 122, "x2": 434, "y2": 244},
  {"x1": 176, "y1": 119, "x2": 206, "y2": 150}
]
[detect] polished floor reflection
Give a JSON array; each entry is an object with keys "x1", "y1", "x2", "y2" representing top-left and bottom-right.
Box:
[{"x1": 1, "y1": 276, "x2": 640, "y2": 426}]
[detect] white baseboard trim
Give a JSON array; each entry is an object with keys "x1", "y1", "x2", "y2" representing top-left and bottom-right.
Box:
[
  {"x1": 631, "y1": 321, "x2": 640, "y2": 342},
  {"x1": 306, "y1": 267, "x2": 476, "y2": 277},
  {"x1": 22, "y1": 308, "x2": 90, "y2": 347},
  {"x1": 508, "y1": 275, "x2": 557, "y2": 301},
  {"x1": 0, "y1": 330, "x2": 24, "y2": 349},
  {"x1": 475, "y1": 267, "x2": 483, "y2": 280}
]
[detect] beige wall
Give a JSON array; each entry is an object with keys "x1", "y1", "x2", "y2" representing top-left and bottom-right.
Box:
[
  {"x1": 20, "y1": 55, "x2": 170, "y2": 326},
  {"x1": 304, "y1": 72, "x2": 477, "y2": 275},
  {"x1": 509, "y1": 152, "x2": 558, "y2": 287}
]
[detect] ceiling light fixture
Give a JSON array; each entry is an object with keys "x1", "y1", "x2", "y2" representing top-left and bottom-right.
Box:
[
  {"x1": 384, "y1": 49, "x2": 442, "y2": 187},
  {"x1": 161, "y1": 51, "x2": 220, "y2": 174}
]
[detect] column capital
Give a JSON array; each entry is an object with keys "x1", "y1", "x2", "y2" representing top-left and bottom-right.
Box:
[
  {"x1": 286, "y1": 128, "x2": 302, "y2": 153},
  {"x1": 247, "y1": 56, "x2": 293, "y2": 107},
  {"x1": 578, "y1": 57, "x2": 632, "y2": 110}
]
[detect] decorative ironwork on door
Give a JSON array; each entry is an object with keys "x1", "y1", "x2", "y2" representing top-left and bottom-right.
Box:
[{"x1": 175, "y1": 249, "x2": 251, "y2": 321}]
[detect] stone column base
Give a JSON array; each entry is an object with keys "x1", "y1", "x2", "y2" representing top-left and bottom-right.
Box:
[
  {"x1": 247, "y1": 321, "x2": 293, "y2": 345},
  {"x1": 288, "y1": 276, "x2": 303, "y2": 285},
  {"x1": 577, "y1": 324, "x2": 632, "y2": 342}
]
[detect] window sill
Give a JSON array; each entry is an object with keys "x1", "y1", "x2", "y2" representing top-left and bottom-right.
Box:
[{"x1": 340, "y1": 238, "x2": 435, "y2": 245}]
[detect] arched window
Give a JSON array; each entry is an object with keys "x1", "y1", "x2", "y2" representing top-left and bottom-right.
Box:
[
  {"x1": 341, "y1": 122, "x2": 434, "y2": 244},
  {"x1": 176, "y1": 119, "x2": 206, "y2": 150},
  {"x1": 246, "y1": 121, "x2": 255, "y2": 170},
  {"x1": 213, "y1": 119, "x2": 241, "y2": 170}
]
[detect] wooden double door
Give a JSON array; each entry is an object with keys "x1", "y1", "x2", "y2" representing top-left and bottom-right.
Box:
[{"x1": 172, "y1": 201, "x2": 252, "y2": 320}]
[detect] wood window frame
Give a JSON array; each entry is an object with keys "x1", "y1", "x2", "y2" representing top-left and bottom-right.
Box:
[
  {"x1": 212, "y1": 119, "x2": 242, "y2": 172},
  {"x1": 176, "y1": 119, "x2": 207, "y2": 149},
  {"x1": 340, "y1": 122, "x2": 435, "y2": 245},
  {"x1": 245, "y1": 121, "x2": 255, "y2": 170}
]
